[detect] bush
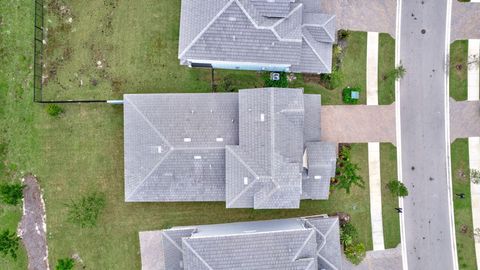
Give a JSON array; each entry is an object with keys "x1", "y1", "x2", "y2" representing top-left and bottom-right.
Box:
[
  {"x1": 264, "y1": 72, "x2": 288, "y2": 88},
  {"x1": 0, "y1": 183, "x2": 25, "y2": 205},
  {"x1": 337, "y1": 29, "x2": 351, "y2": 41},
  {"x1": 67, "y1": 192, "x2": 106, "y2": 227},
  {"x1": 320, "y1": 69, "x2": 343, "y2": 90},
  {"x1": 0, "y1": 229, "x2": 20, "y2": 260},
  {"x1": 344, "y1": 242, "x2": 366, "y2": 265},
  {"x1": 342, "y1": 86, "x2": 361, "y2": 104},
  {"x1": 56, "y1": 258, "x2": 75, "y2": 270},
  {"x1": 335, "y1": 147, "x2": 365, "y2": 193},
  {"x1": 387, "y1": 180, "x2": 409, "y2": 197},
  {"x1": 46, "y1": 104, "x2": 64, "y2": 117},
  {"x1": 340, "y1": 223, "x2": 358, "y2": 247}
]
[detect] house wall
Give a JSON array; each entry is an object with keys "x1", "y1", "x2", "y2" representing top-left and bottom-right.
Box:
[{"x1": 188, "y1": 59, "x2": 291, "y2": 72}]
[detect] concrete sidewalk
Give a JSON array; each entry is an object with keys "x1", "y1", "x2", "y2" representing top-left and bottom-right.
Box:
[
  {"x1": 366, "y1": 32, "x2": 385, "y2": 251},
  {"x1": 467, "y1": 38, "x2": 480, "y2": 269}
]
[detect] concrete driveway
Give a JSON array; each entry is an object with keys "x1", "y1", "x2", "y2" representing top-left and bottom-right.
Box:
[
  {"x1": 450, "y1": 100, "x2": 480, "y2": 141},
  {"x1": 320, "y1": 104, "x2": 396, "y2": 144},
  {"x1": 320, "y1": 0, "x2": 396, "y2": 36},
  {"x1": 451, "y1": 1, "x2": 480, "y2": 41}
]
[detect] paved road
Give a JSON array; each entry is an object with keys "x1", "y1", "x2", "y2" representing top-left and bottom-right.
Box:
[{"x1": 398, "y1": 0, "x2": 457, "y2": 269}]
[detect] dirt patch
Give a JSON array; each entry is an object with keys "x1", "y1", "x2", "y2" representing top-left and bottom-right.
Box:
[{"x1": 18, "y1": 175, "x2": 49, "y2": 270}]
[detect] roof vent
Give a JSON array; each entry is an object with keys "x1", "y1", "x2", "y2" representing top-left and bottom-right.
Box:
[
  {"x1": 194, "y1": 156, "x2": 202, "y2": 160},
  {"x1": 228, "y1": 17, "x2": 236, "y2": 21},
  {"x1": 314, "y1": 175, "x2": 321, "y2": 180},
  {"x1": 216, "y1": 137, "x2": 224, "y2": 142},
  {"x1": 244, "y1": 177, "x2": 249, "y2": 185},
  {"x1": 184, "y1": 138, "x2": 191, "y2": 142},
  {"x1": 191, "y1": 110, "x2": 194, "y2": 114},
  {"x1": 260, "y1": 114, "x2": 265, "y2": 122},
  {"x1": 157, "y1": 146, "x2": 163, "y2": 153},
  {"x1": 232, "y1": 35, "x2": 236, "y2": 41}
]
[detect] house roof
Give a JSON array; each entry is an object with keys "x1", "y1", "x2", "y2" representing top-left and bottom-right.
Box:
[
  {"x1": 178, "y1": 0, "x2": 336, "y2": 73},
  {"x1": 157, "y1": 216, "x2": 342, "y2": 270},
  {"x1": 124, "y1": 88, "x2": 336, "y2": 208}
]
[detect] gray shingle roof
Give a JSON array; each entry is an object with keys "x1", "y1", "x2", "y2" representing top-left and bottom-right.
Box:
[
  {"x1": 178, "y1": 0, "x2": 336, "y2": 74},
  {"x1": 124, "y1": 88, "x2": 337, "y2": 208},
  {"x1": 302, "y1": 142, "x2": 337, "y2": 200},
  {"x1": 154, "y1": 216, "x2": 342, "y2": 270}
]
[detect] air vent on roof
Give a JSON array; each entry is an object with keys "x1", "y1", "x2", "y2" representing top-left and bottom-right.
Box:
[
  {"x1": 228, "y1": 17, "x2": 236, "y2": 21},
  {"x1": 194, "y1": 156, "x2": 202, "y2": 160},
  {"x1": 157, "y1": 146, "x2": 163, "y2": 153},
  {"x1": 184, "y1": 138, "x2": 191, "y2": 142},
  {"x1": 244, "y1": 177, "x2": 249, "y2": 185},
  {"x1": 260, "y1": 114, "x2": 265, "y2": 122},
  {"x1": 232, "y1": 35, "x2": 236, "y2": 41},
  {"x1": 314, "y1": 175, "x2": 321, "y2": 180},
  {"x1": 216, "y1": 137, "x2": 224, "y2": 142}
]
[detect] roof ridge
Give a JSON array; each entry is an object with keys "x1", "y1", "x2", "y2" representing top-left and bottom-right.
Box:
[
  {"x1": 178, "y1": 0, "x2": 235, "y2": 59},
  {"x1": 161, "y1": 230, "x2": 185, "y2": 253},
  {"x1": 301, "y1": 31, "x2": 329, "y2": 72},
  {"x1": 182, "y1": 239, "x2": 214, "y2": 270},
  {"x1": 126, "y1": 151, "x2": 172, "y2": 200},
  {"x1": 317, "y1": 254, "x2": 339, "y2": 270},
  {"x1": 292, "y1": 229, "x2": 316, "y2": 261}
]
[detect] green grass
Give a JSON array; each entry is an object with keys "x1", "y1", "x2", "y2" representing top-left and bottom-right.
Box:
[
  {"x1": 450, "y1": 40, "x2": 469, "y2": 101},
  {"x1": 451, "y1": 139, "x2": 477, "y2": 270},
  {"x1": 378, "y1": 34, "x2": 396, "y2": 105},
  {"x1": 380, "y1": 143, "x2": 401, "y2": 249},
  {"x1": 1, "y1": 1, "x2": 374, "y2": 268}
]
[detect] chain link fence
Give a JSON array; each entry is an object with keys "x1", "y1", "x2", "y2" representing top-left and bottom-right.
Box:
[{"x1": 33, "y1": 0, "x2": 44, "y2": 102}]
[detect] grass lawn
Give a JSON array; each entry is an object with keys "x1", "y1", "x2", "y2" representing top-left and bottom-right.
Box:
[
  {"x1": 378, "y1": 34, "x2": 396, "y2": 105},
  {"x1": 380, "y1": 143, "x2": 401, "y2": 249},
  {"x1": 1, "y1": 1, "x2": 374, "y2": 268},
  {"x1": 451, "y1": 139, "x2": 477, "y2": 270},
  {"x1": 450, "y1": 40, "x2": 468, "y2": 101}
]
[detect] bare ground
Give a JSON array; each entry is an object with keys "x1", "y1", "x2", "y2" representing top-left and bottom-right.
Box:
[{"x1": 18, "y1": 175, "x2": 49, "y2": 270}]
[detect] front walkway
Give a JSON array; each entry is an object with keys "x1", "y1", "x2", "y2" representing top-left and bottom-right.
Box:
[
  {"x1": 366, "y1": 32, "x2": 385, "y2": 251},
  {"x1": 320, "y1": 104, "x2": 396, "y2": 144},
  {"x1": 342, "y1": 245, "x2": 402, "y2": 270},
  {"x1": 467, "y1": 38, "x2": 480, "y2": 269}
]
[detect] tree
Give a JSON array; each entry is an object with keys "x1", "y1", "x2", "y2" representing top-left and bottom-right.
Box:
[
  {"x1": 392, "y1": 65, "x2": 406, "y2": 80},
  {"x1": 56, "y1": 258, "x2": 75, "y2": 270},
  {"x1": 344, "y1": 242, "x2": 366, "y2": 265},
  {"x1": 387, "y1": 180, "x2": 409, "y2": 197},
  {"x1": 0, "y1": 183, "x2": 25, "y2": 205},
  {"x1": 67, "y1": 192, "x2": 106, "y2": 227},
  {"x1": 335, "y1": 147, "x2": 365, "y2": 193},
  {"x1": 0, "y1": 229, "x2": 20, "y2": 260}
]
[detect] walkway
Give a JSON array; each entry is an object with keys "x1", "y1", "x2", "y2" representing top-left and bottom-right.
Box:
[
  {"x1": 366, "y1": 32, "x2": 385, "y2": 251},
  {"x1": 396, "y1": 0, "x2": 458, "y2": 269},
  {"x1": 320, "y1": 104, "x2": 396, "y2": 144},
  {"x1": 139, "y1": 231, "x2": 164, "y2": 270},
  {"x1": 342, "y1": 245, "x2": 402, "y2": 270},
  {"x1": 320, "y1": 0, "x2": 396, "y2": 36},
  {"x1": 19, "y1": 175, "x2": 49, "y2": 270},
  {"x1": 467, "y1": 38, "x2": 480, "y2": 269}
]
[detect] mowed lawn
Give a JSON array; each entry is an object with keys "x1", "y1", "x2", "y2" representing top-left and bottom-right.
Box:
[
  {"x1": 378, "y1": 33, "x2": 396, "y2": 105},
  {"x1": 451, "y1": 139, "x2": 477, "y2": 270},
  {"x1": 449, "y1": 40, "x2": 468, "y2": 101},
  {"x1": 380, "y1": 143, "x2": 400, "y2": 249},
  {"x1": 1, "y1": 1, "x2": 377, "y2": 269}
]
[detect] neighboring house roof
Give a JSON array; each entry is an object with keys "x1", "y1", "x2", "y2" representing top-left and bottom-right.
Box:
[
  {"x1": 153, "y1": 216, "x2": 342, "y2": 270},
  {"x1": 124, "y1": 88, "x2": 336, "y2": 209},
  {"x1": 178, "y1": 0, "x2": 336, "y2": 74}
]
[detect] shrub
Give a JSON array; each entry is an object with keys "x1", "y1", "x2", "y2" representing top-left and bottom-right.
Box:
[
  {"x1": 344, "y1": 242, "x2": 366, "y2": 265},
  {"x1": 46, "y1": 104, "x2": 64, "y2": 117},
  {"x1": 320, "y1": 69, "x2": 343, "y2": 90},
  {"x1": 0, "y1": 183, "x2": 25, "y2": 205},
  {"x1": 335, "y1": 147, "x2": 365, "y2": 193},
  {"x1": 56, "y1": 258, "x2": 75, "y2": 270},
  {"x1": 337, "y1": 29, "x2": 351, "y2": 41},
  {"x1": 342, "y1": 86, "x2": 361, "y2": 104},
  {"x1": 67, "y1": 192, "x2": 106, "y2": 227},
  {"x1": 0, "y1": 229, "x2": 20, "y2": 260},
  {"x1": 340, "y1": 223, "x2": 358, "y2": 247},
  {"x1": 264, "y1": 72, "x2": 288, "y2": 88},
  {"x1": 387, "y1": 180, "x2": 409, "y2": 197}
]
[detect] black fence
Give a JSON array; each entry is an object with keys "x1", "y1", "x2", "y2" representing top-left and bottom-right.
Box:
[
  {"x1": 32, "y1": 0, "x2": 106, "y2": 103},
  {"x1": 33, "y1": 0, "x2": 43, "y2": 102}
]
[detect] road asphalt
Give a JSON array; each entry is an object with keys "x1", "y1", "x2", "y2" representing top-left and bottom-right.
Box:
[{"x1": 398, "y1": 0, "x2": 457, "y2": 269}]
